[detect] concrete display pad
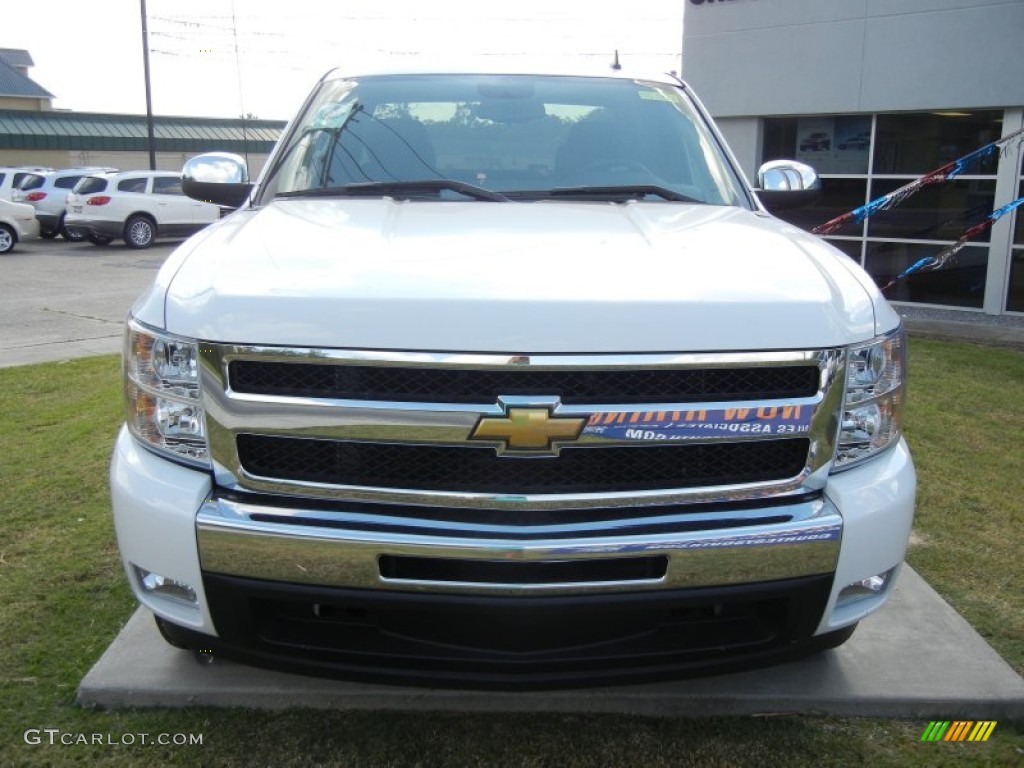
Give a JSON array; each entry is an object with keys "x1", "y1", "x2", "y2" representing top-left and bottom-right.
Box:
[{"x1": 78, "y1": 567, "x2": 1024, "y2": 718}]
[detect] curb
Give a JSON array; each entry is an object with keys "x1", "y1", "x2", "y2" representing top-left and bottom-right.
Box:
[{"x1": 904, "y1": 319, "x2": 1024, "y2": 351}]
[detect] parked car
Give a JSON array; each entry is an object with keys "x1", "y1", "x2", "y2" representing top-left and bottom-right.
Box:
[
  {"x1": 64, "y1": 170, "x2": 221, "y2": 249},
  {"x1": 799, "y1": 132, "x2": 831, "y2": 151},
  {"x1": 13, "y1": 167, "x2": 116, "y2": 240},
  {"x1": 0, "y1": 166, "x2": 53, "y2": 201},
  {"x1": 0, "y1": 197, "x2": 41, "y2": 254}
]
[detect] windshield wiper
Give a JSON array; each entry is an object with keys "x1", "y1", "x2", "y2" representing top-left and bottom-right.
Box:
[
  {"x1": 507, "y1": 185, "x2": 704, "y2": 203},
  {"x1": 276, "y1": 180, "x2": 510, "y2": 202}
]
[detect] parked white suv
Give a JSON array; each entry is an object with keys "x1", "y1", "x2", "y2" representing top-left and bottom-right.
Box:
[
  {"x1": 13, "y1": 167, "x2": 115, "y2": 240},
  {"x1": 65, "y1": 170, "x2": 221, "y2": 249},
  {"x1": 0, "y1": 166, "x2": 52, "y2": 201},
  {"x1": 0, "y1": 197, "x2": 40, "y2": 253}
]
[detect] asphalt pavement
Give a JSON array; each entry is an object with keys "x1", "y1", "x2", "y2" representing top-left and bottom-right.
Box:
[{"x1": 0, "y1": 238, "x2": 177, "y2": 368}]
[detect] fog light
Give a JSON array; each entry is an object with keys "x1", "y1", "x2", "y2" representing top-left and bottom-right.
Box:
[
  {"x1": 837, "y1": 568, "x2": 895, "y2": 605},
  {"x1": 133, "y1": 565, "x2": 198, "y2": 605}
]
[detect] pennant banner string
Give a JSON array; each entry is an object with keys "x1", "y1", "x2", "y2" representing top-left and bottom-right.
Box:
[
  {"x1": 879, "y1": 195, "x2": 1024, "y2": 293},
  {"x1": 812, "y1": 126, "x2": 1024, "y2": 236}
]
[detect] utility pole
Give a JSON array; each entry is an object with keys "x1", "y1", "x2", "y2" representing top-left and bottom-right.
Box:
[{"x1": 140, "y1": 0, "x2": 157, "y2": 170}]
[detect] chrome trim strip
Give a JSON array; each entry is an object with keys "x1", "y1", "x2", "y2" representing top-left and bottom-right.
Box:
[
  {"x1": 228, "y1": 501, "x2": 810, "y2": 539},
  {"x1": 209, "y1": 477, "x2": 825, "y2": 511},
  {"x1": 196, "y1": 497, "x2": 842, "y2": 595},
  {"x1": 212, "y1": 346, "x2": 828, "y2": 370},
  {"x1": 200, "y1": 345, "x2": 846, "y2": 509}
]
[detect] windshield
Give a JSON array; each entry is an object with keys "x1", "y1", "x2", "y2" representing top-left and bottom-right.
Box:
[{"x1": 260, "y1": 74, "x2": 748, "y2": 206}]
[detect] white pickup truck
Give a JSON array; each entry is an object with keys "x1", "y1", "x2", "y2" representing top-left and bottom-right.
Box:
[{"x1": 111, "y1": 65, "x2": 915, "y2": 688}]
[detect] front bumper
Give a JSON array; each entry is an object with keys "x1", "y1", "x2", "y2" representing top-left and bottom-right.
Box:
[
  {"x1": 111, "y1": 427, "x2": 915, "y2": 685},
  {"x1": 157, "y1": 572, "x2": 856, "y2": 688}
]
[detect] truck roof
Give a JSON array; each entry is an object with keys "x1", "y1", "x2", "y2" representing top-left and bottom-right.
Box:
[{"x1": 319, "y1": 58, "x2": 687, "y2": 88}]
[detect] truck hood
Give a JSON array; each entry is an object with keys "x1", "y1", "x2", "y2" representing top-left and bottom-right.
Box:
[{"x1": 147, "y1": 199, "x2": 881, "y2": 353}]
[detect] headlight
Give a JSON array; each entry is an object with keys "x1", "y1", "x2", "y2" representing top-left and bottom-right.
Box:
[
  {"x1": 124, "y1": 317, "x2": 209, "y2": 467},
  {"x1": 833, "y1": 325, "x2": 906, "y2": 470}
]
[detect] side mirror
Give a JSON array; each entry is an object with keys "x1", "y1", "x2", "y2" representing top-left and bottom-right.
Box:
[
  {"x1": 182, "y1": 152, "x2": 253, "y2": 209},
  {"x1": 755, "y1": 160, "x2": 821, "y2": 211}
]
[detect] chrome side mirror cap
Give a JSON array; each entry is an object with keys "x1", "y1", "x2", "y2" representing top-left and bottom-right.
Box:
[
  {"x1": 182, "y1": 152, "x2": 253, "y2": 209},
  {"x1": 755, "y1": 160, "x2": 821, "y2": 211},
  {"x1": 757, "y1": 160, "x2": 820, "y2": 191}
]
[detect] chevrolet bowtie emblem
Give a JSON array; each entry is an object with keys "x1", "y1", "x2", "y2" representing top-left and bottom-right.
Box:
[{"x1": 469, "y1": 406, "x2": 586, "y2": 455}]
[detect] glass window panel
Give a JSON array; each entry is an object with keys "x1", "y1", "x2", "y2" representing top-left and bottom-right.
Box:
[
  {"x1": 794, "y1": 116, "x2": 871, "y2": 174},
  {"x1": 763, "y1": 117, "x2": 871, "y2": 174},
  {"x1": 873, "y1": 112, "x2": 1001, "y2": 176},
  {"x1": 865, "y1": 241, "x2": 986, "y2": 308},
  {"x1": 1007, "y1": 248, "x2": 1024, "y2": 312},
  {"x1": 773, "y1": 178, "x2": 867, "y2": 236},
  {"x1": 18, "y1": 173, "x2": 45, "y2": 190},
  {"x1": 117, "y1": 177, "x2": 147, "y2": 193},
  {"x1": 867, "y1": 179, "x2": 996, "y2": 242},
  {"x1": 55, "y1": 175, "x2": 85, "y2": 190},
  {"x1": 152, "y1": 176, "x2": 183, "y2": 195}
]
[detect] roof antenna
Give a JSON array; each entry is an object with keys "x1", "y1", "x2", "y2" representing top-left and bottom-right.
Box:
[{"x1": 611, "y1": 50, "x2": 622, "y2": 71}]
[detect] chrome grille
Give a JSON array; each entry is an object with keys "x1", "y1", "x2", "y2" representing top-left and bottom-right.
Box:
[
  {"x1": 228, "y1": 360, "x2": 820, "y2": 404},
  {"x1": 236, "y1": 434, "x2": 810, "y2": 494},
  {"x1": 201, "y1": 346, "x2": 846, "y2": 511}
]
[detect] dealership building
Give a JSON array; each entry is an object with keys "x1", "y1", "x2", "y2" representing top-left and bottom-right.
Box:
[{"x1": 682, "y1": 0, "x2": 1024, "y2": 315}]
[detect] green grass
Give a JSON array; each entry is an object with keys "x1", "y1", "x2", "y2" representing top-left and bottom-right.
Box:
[
  {"x1": 903, "y1": 339, "x2": 1024, "y2": 676},
  {"x1": 0, "y1": 344, "x2": 1022, "y2": 767}
]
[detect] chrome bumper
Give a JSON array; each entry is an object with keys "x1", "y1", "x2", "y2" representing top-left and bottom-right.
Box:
[{"x1": 197, "y1": 496, "x2": 841, "y2": 596}]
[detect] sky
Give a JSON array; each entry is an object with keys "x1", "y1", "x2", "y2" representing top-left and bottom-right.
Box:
[{"x1": 5, "y1": 0, "x2": 684, "y2": 121}]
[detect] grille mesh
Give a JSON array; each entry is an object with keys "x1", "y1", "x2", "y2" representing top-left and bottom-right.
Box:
[
  {"x1": 236, "y1": 434, "x2": 809, "y2": 494},
  {"x1": 229, "y1": 361, "x2": 819, "y2": 404}
]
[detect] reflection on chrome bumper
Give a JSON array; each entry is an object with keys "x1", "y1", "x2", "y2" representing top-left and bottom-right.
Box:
[{"x1": 197, "y1": 497, "x2": 841, "y2": 596}]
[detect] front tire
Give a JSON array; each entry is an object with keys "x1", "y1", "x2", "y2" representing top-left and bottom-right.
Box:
[
  {"x1": 124, "y1": 215, "x2": 155, "y2": 249},
  {"x1": 0, "y1": 224, "x2": 16, "y2": 254}
]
